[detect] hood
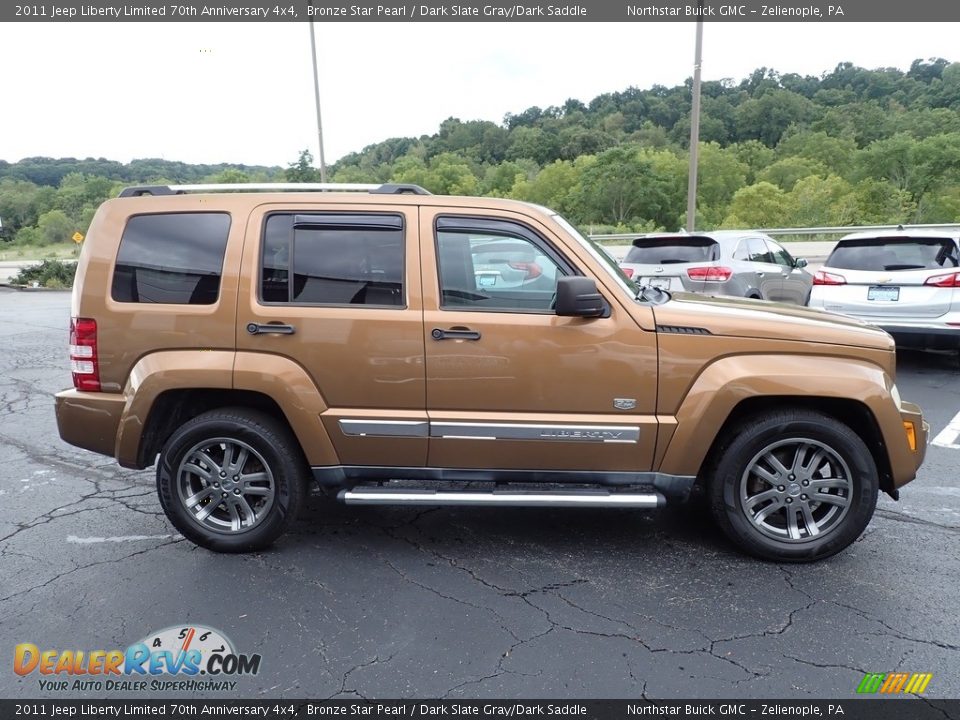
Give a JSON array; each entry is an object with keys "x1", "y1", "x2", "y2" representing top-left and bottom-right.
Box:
[{"x1": 652, "y1": 292, "x2": 895, "y2": 351}]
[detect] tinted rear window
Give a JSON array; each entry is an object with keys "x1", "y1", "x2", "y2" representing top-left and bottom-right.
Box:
[
  {"x1": 827, "y1": 237, "x2": 959, "y2": 271},
  {"x1": 261, "y1": 213, "x2": 404, "y2": 306},
  {"x1": 624, "y1": 237, "x2": 720, "y2": 264},
  {"x1": 112, "y1": 213, "x2": 231, "y2": 304}
]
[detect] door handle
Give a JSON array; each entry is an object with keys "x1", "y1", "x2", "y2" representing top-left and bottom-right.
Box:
[
  {"x1": 247, "y1": 322, "x2": 296, "y2": 335},
  {"x1": 431, "y1": 328, "x2": 481, "y2": 341}
]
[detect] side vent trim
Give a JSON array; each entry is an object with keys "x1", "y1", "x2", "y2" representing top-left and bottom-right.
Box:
[{"x1": 656, "y1": 325, "x2": 713, "y2": 335}]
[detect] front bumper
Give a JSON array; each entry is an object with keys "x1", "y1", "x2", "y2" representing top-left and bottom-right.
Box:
[{"x1": 894, "y1": 400, "x2": 928, "y2": 488}]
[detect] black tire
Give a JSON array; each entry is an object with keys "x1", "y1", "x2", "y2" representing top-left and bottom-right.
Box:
[
  {"x1": 707, "y1": 410, "x2": 878, "y2": 562},
  {"x1": 157, "y1": 408, "x2": 308, "y2": 553}
]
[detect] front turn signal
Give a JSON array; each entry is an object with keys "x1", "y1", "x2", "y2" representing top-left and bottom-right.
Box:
[{"x1": 903, "y1": 421, "x2": 917, "y2": 452}]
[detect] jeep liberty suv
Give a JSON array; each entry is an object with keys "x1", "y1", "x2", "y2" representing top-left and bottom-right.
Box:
[{"x1": 55, "y1": 183, "x2": 928, "y2": 561}]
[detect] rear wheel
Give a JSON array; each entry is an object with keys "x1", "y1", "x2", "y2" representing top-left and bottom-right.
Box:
[
  {"x1": 157, "y1": 408, "x2": 308, "y2": 553},
  {"x1": 708, "y1": 410, "x2": 878, "y2": 562}
]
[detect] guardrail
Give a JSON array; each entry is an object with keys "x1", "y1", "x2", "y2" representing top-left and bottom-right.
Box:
[{"x1": 588, "y1": 222, "x2": 960, "y2": 243}]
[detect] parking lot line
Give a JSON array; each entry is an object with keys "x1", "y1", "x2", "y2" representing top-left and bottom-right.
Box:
[{"x1": 931, "y1": 409, "x2": 960, "y2": 449}]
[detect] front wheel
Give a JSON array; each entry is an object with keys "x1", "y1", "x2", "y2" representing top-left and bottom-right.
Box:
[
  {"x1": 708, "y1": 410, "x2": 878, "y2": 562},
  {"x1": 157, "y1": 408, "x2": 308, "y2": 553}
]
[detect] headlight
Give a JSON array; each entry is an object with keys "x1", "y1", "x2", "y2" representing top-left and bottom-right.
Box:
[{"x1": 890, "y1": 384, "x2": 902, "y2": 409}]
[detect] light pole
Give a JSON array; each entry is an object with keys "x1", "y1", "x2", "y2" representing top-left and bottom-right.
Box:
[
  {"x1": 685, "y1": 11, "x2": 704, "y2": 232},
  {"x1": 309, "y1": 20, "x2": 328, "y2": 182}
]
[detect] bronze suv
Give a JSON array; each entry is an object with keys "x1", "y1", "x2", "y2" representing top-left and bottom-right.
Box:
[{"x1": 55, "y1": 183, "x2": 928, "y2": 561}]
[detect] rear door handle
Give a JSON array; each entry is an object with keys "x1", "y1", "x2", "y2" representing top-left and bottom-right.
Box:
[
  {"x1": 247, "y1": 322, "x2": 296, "y2": 335},
  {"x1": 431, "y1": 328, "x2": 481, "y2": 341}
]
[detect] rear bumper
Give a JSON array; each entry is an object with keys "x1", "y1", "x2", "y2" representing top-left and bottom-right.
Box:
[
  {"x1": 881, "y1": 325, "x2": 960, "y2": 349},
  {"x1": 54, "y1": 388, "x2": 125, "y2": 460}
]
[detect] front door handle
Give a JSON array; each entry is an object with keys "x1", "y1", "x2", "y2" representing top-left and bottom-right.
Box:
[
  {"x1": 431, "y1": 328, "x2": 481, "y2": 341},
  {"x1": 247, "y1": 322, "x2": 296, "y2": 335}
]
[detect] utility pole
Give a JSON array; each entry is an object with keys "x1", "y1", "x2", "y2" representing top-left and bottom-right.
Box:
[
  {"x1": 685, "y1": 10, "x2": 704, "y2": 232},
  {"x1": 309, "y1": 20, "x2": 328, "y2": 182}
]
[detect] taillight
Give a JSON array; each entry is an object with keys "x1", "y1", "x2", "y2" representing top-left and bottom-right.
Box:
[
  {"x1": 69, "y1": 317, "x2": 100, "y2": 392},
  {"x1": 621, "y1": 267, "x2": 635, "y2": 279},
  {"x1": 813, "y1": 270, "x2": 847, "y2": 286},
  {"x1": 687, "y1": 266, "x2": 733, "y2": 282},
  {"x1": 924, "y1": 271, "x2": 960, "y2": 288}
]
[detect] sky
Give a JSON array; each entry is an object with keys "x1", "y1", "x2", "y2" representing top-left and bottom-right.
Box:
[{"x1": 1, "y1": 21, "x2": 958, "y2": 168}]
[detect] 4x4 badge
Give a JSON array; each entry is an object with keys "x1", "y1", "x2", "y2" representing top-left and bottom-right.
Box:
[{"x1": 613, "y1": 398, "x2": 636, "y2": 410}]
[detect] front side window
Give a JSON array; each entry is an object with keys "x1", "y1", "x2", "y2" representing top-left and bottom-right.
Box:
[
  {"x1": 435, "y1": 217, "x2": 568, "y2": 312},
  {"x1": 766, "y1": 240, "x2": 795, "y2": 268},
  {"x1": 746, "y1": 237, "x2": 774, "y2": 264},
  {"x1": 261, "y1": 213, "x2": 404, "y2": 306},
  {"x1": 112, "y1": 212, "x2": 231, "y2": 304}
]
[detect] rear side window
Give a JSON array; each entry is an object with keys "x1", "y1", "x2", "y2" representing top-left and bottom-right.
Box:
[
  {"x1": 624, "y1": 237, "x2": 720, "y2": 264},
  {"x1": 261, "y1": 213, "x2": 404, "y2": 306},
  {"x1": 827, "y1": 237, "x2": 960, "y2": 271},
  {"x1": 112, "y1": 213, "x2": 231, "y2": 304}
]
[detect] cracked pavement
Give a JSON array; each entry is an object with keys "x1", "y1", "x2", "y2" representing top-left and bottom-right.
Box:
[{"x1": 1, "y1": 289, "x2": 958, "y2": 700}]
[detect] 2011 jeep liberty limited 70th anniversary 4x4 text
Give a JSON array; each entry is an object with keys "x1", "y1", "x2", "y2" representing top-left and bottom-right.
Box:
[{"x1": 55, "y1": 183, "x2": 928, "y2": 561}]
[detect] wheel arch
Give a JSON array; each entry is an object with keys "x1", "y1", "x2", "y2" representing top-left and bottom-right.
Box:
[
  {"x1": 698, "y1": 396, "x2": 894, "y2": 497},
  {"x1": 135, "y1": 389, "x2": 295, "y2": 469}
]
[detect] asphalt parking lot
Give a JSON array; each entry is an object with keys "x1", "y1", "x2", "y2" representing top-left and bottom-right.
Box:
[{"x1": 1, "y1": 289, "x2": 958, "y2": 701}]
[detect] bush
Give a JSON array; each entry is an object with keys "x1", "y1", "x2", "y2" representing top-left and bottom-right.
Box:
[{"x1": 11, "y1": 259, "x2": 77, "y2": 288}]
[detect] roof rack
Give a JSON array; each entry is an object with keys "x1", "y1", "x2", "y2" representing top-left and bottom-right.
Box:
[{"x1": 117, "y1": 182, "x2": 431, "y2": 198}]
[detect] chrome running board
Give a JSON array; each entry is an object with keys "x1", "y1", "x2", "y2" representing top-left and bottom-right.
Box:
[{"x1": 339, "y1": 487, "x2": 664, "y2": 508}]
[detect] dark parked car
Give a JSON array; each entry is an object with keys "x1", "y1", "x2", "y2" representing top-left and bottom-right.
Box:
[{"x1": 619, "y1": 231, "x2": 813, "y2": 305}]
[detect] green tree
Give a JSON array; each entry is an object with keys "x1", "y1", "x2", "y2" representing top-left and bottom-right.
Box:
[
  {"x1": 208, "y1": 168, "x2": 253, "y2": 184},
  {"x1": 573, "y1": 147, "x2": 670, "y2": 227},
  {"x1": 509, "y1": 159, "x2": 582, "y2": 216},
  {"x1": 37, "y1": 209, "x2": 74, "y2": 245},
  {"x1": 721, "y1": 182, "x2": 788, "y2": 228},
  {"x1": 759, "y1": 157, "x2": 828, "y2": 191},
  {"x1": 776, "y1": 130, "x2": 857, "y2": 177},
  {"x1": 733, "y1": 90, "x2": 817, "y2": 146},
  {"x1": 285, "y1": 150, "x2": 321, "y2": 183},
  {"x1": 730, "y1": 140, "x2": 776, "y2": 184},
  {"x1": 783, "y1": 174, "x2": 855, "y2": 227},
  {"x1": 693, "y1": 143, "x2": 748, "y2": 226}
]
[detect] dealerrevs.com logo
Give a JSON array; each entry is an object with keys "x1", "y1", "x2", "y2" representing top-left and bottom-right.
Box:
[{"x1": 14, "y1": 625, "x2": 261, "y2": 693}]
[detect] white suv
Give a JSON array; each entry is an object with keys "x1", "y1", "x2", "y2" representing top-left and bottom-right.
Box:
[{"x1": 808, "y1": 230, "x2": 960, "y2": 353}]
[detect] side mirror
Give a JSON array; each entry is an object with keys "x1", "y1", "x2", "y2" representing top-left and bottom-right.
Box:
[
  {"x1": 555, "y1": 276, "x2": 606, "y2": 318},
  {"x1": 795, "y1": 257, "x2": 808, "y2": 269}
]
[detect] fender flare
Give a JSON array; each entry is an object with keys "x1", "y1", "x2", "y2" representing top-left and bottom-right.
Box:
[
  {"x1": 116, "y1": 350, "x2": 336, "y2": 468},
  {"x1": 656, "y1": 354, "x2": 897, "y2": 477}
]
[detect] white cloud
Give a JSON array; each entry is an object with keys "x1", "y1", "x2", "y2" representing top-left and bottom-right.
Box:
[{"x1": 1, "y1": 21, "x2": 956, "y2": 167}]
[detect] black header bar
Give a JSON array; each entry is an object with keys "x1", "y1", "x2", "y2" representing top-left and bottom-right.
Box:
[
  {"x1": 2, "y1": 699, "x2": 959, "y2": 720},
  {"x1": 5, "y1": 0, "x2": 960, "y2": 22}
]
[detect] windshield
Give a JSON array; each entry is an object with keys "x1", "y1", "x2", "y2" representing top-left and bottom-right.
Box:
[{"x1": 550, "y1": 213, "x2": 639, "y2": 298}]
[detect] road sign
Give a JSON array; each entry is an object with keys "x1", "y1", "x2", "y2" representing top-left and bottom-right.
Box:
[{"x1": 72, "y1": 231, "x2": 84, "y2": 244}]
